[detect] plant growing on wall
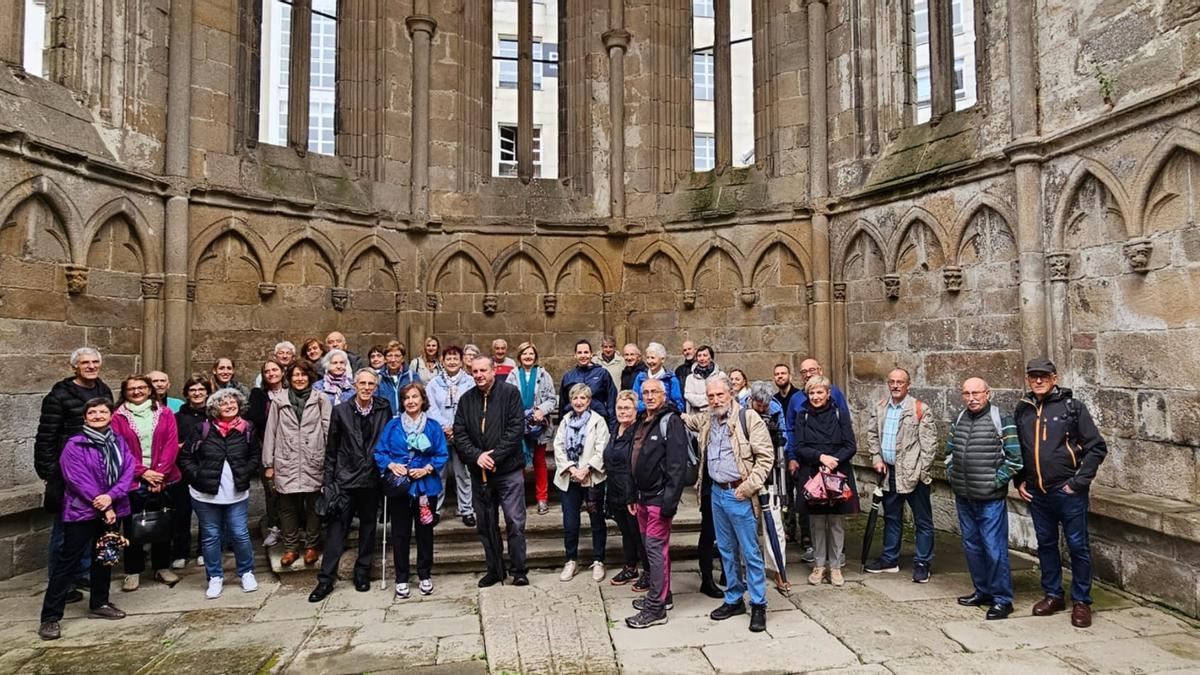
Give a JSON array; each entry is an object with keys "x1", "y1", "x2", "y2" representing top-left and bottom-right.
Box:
[{"x1": 1094, "y1": 65, "x2": 1116, "y2": 110}]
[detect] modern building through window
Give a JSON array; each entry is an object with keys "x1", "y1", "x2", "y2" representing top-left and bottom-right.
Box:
[
  {"x1": 258, "y1": 0, "x2": 338, "y2": 155},
  {"x1": 913, "y1": 0, "x2": 976, "y2": 124},
  {"x1": 22, "y1": 0, "x2": 47, "y2": 78},
  {"x1": 692, "y1": 0, "x2": 755, "y2": 171},
  {"x1": 491, "y1": 0, "x2": 558, "y2": 179}
]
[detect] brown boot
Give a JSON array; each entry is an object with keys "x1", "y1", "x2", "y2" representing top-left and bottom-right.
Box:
[
  {"x1": 303, "y1": 548, "x2": 320, "y2": 566},
  {"x1": 1070, "y1": 602, "x2": 1092, "y2": 628},
  {"x1": 280, "y1": 550, "x2": 299, "y2": 567},
  {"x1": 1032, "y1": 596, "x2": 1065, "y2": 616}
]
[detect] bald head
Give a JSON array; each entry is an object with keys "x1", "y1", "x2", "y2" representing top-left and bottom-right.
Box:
[
  {"x1": 799, "y1": 359, "x2": 824, "y2": 387},
  {"x1": 961, "y1": 377, "x2": 991, "y2": 413},
  {"x1": 326, "y1": 332, "x2": 348, "y2": 351}
]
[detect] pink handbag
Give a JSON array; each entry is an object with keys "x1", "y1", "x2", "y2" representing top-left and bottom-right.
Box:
[{"x1": 803, "y1": 467, "x2": 853, "y2": 506}]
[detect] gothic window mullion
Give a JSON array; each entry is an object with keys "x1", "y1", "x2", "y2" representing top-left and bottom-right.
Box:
[
  {"x1": 713, "y1": 0, "x2": 732, "y2": 168},
  {"x1": 286, "y1": 0, "x2": 313, "y2": 153},
  {"x1": 517, "y1": 0, "x2": 534, "y2": 183}
]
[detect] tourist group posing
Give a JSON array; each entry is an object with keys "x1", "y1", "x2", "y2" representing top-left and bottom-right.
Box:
[{"x1": 32, "y1": 333, "x2": 1108, "y2": 641}]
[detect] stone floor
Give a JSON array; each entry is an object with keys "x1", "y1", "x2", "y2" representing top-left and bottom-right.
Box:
[{"x1": 2, "y1": 520, "x2": 1199, "y2": 674}]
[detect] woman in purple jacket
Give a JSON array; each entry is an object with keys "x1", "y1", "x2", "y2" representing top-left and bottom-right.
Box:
[
  {"x1": 39, "y1": 397, "x2": 135, "y2": 641},
  {"x1": 112, "y1": 374, "x2": 181, "y2": 591}
]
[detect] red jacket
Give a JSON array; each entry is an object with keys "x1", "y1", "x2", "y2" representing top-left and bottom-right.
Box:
[{"x1": 111, "y1": 405, "x2": 181, "y2": 488}]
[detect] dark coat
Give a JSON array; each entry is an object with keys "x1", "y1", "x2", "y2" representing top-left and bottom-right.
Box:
[
  {"x1": 175, "y1": 404, "x2": 208, "y2": 449},
  {"x1": 453, "y1": 380, "x2": 526, "y2": 477},
  {"x1": 560, "y1": 363, "x2": 618, "y2": 428},
  {"x1": 325, "y1": 396, "x2": 392, "y2": 490},
  {"x1": 791, "y1": 402, "x2": 860, "y2": 515},
  {"x1": 34, "y1": 377, "x2": 114, "y2": 512},
  {"x1": 603, "y1": 422, "x2": 639, "y2": 508},
  {"x1": 621, "y1": 362, "x2": 648, "y2": 392},
  {"x1": 178, "y1": 420, "x2": 261, "y2": 496},
  {"x1": 1012, "y1": 386, "x2": 1108, "y2": 494},
  {"x1": 630, "y1": 406, "x2": 690, "y2": 518}
]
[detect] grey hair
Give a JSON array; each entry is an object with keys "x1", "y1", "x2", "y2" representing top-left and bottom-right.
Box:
[
  {"x1": 748, "y1": 380, "x2": 775, "y2": 405},
  {"x1": 804, "y1": 375, "x2": 832, "y2": 394},
  {"x1": 322, "y1": 348, "x2": 349, "y2": 368},
  {"x1": 568, "y1": 383, "x2": 593, "y2": 400},
  {"x1": 623, "y1": 343, "x2": 642, "y2": 355},
  {"x1": 616, "y1": 389, "x2": 638, "y2": 406},
  {"x1": 274, "y1": 341, "x2": 296, "y2": 353},
  {"x1": 706, "y1": 374, "x2": 734, "y2": 393},
  {"x1": 70, "y1": 347, "x2": 102, "y2": 367},
  {"x1": 463, "y1": 343, "x2": 481, "y2": 356},
  {"x1": 353, "y1": 367, "x2": 380, "y2": 381},
  {"x1": 645, "y1": 342, "x2": 667, "y2": 359},
  {"x1": 206, "y1": 387, "x2": 247, "y2": 418}
]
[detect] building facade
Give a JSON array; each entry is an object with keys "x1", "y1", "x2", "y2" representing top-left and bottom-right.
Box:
[{"x1": 0, "y1": 0, "x2": 1198, "y2": 615}]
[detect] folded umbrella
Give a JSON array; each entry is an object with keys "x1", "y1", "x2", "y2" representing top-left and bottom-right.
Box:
[
  {"x1": 759, "y1": 489, "x2": 789, "y2": 588},
  {"x1": 860, "y1": 483, "x2": 885, "y2": 570}
]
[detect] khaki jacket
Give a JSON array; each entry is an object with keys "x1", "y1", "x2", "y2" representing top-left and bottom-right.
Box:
[
  {"x1": 867, "y1": 395, "x2": 937, "y2": 494},
  {"x1": 681, "y1": 403, "x2": 775, "y2": 515},
  {"x1": 262, "y1": 390, "x2": 332, "y2": 494}
]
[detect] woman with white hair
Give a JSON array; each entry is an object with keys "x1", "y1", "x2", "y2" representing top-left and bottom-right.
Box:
[
  {"x1": 630, "y1": 342, "x2": 685, "y2": 412},
  {"x1": 178, "y1": 387, "x2": 259, "y2": 599},
  {"x1": 553, "y1": 383, "x2": 610, "y2": 582},
  {"x1": 314, "y1": 349, "x2": 355, "y2": 406}
]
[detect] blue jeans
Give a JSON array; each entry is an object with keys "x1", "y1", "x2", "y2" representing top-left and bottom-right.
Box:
[
  {"x1": 955, "y1": 496, "x2": 1013, "y2": 605},
  {"x1": 191, "y1": 498, "x2": 255, "y2": 580},
  {"x1": 881, "y1": 469, "x2": 934, "y2": 566},
  {"x1": 48, "y1": 514, "x2": 91, "y2": 582},
  {"x1": 560, "y1": 482, "x2": 606, "y2": 562},
  {"x1": 1029, "y1": 487, "x2": 1093, "y2": 604},
  {"x1": 711, "y1": 484, "x2": 767, "y2": 607}
]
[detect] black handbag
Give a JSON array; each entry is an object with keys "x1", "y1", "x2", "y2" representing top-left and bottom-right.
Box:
[{"x1": 129, "y1": 490, "x2": 173, "y2": 543}]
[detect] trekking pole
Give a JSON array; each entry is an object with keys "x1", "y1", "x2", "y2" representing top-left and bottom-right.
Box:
[{"x1": 380, "y1": 495, "x2": 388, "y2": 590}]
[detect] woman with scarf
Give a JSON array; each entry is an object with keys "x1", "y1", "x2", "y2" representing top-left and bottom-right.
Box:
[
  {"x1": 375, "y1": 383, "x2": 449, "y2": 599},
  {"x1": 247, "y1": 360, "x2": 286, "y2": 547},
  {"x1": 314, "y1": 349, "x2": 355, "y2": 407},
  {"x1": 504, "y1": 341, "x2": 558, "y2": 515},
  {"x1": 787, "y1": 375, "x2": 858, "y2": 587},
  {"x1": 111, "y1": 374, "x2": 181, "y2": 592},
  {"x1": 603, "y1": 390, "x2": 647, "y2": 586},
  {"x1": 172, "y1": 376, "x2": 212, "y2": 568},
  {"x1": 552, "y1": 383, "x2": 610, "y2": 582},
  {"x1": 209, "y1": 357, "x2": 251, "y2": 401},
  {"x1": 263, "y1": 362, "x2": 332, "y2": 567},
  {"x1": 179, "y1": 388, "x2": 259, "y2": 599},
  {"x1": 38, "y1": 398, "x2": 134, "y2": 640},
  {"x1": 410, "y1": 336, "x2": 443, "y2": 383}
]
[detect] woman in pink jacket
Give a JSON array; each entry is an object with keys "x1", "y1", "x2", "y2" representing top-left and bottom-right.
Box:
[{"x1": 111, "y1": 374, "x2": 180, "y2": 591}]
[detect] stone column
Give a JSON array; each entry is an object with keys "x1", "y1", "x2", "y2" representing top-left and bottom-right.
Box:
[
  {"x1": 927, "y1": 0, "x2": 955, "y2": 121},
  {"x1": 714, "y1": 0, "x2": 733, "y2": 167},
  {"x1": 808, "y1": 0, "x2": 833, "y2": 371},
  {"x1": 140, "y1": 275, "x2": 164, "y2": 371},
  {"x1": 162, "y1": 0, "x2": 194, "y2": 383},
  {"x1": 1046, "y1": 253, "x2": 1071, "y2": 372},
  {"x1": 287, "y1": 0, "x2": 313, "y2": 153},
  {"x1": 603, "y1": 22, "x2": 630, "y2": 218},
  {"x1": 1006, "y1": 0, "x2": 1047, "y2": 361},
  {"x1": 0, "y1": 0, "x2": 24, "y2": 65},
  {"x1": 517, "y1": 0, "x2": 534, "y2": 183},
  {"x1": 407, "y1": 8, "x2": 437, "y2": 218},
  {"x1": 832, "y1": 282, "x2": 847, "y2": 387}
]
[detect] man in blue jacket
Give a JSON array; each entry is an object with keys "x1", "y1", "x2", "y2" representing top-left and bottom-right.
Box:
[
  {"x1": 559, "y1": 340, "x2": 618, "y2": 431},
  {"x1": 1013, "y1": 357, "x2": 1108, "y2": 629}
]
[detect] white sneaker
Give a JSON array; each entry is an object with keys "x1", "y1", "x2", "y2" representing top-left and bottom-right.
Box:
[
  {"x1": 170, "y1": 558, "x2": 187, "y2": 570},
  {"x1": 418, "y1": 578, "x2": 434, "y2": 596},
  {"x1": 591, "y1": 561, "x2": 606, "y2": 582},
  {"x1": 122, "y1": 574, "x2": 139, "y2": 592},
  {"x1": 560, "y1": 560, "x2": 578, "y2": 582},
  {"x1": 394, "y1": 582, "x2": 410, "y2": 599},
  {"x1": 196, "y1": 556, "x2": 205, "y2": 567},
  {"x1": 263, "y1": 527, "x2": 280, "y2": 547},
  {"x1": 206, "y1": 577, "x2": 224, "y2": 599},
  {"x1": 241, "y1": 572, "x2": 258, "y2": 593}
]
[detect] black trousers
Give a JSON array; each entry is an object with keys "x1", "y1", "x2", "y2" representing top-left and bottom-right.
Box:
[
  {"x1": 169, "y1": 481, "x2": 195, "y2": 559},
  {"x1": 390, "y1": 494, "x2": 434, "y2": 582},
  {"x1": 124, "y1": 488, "x2": 173, "y2": 574},
  {"x1": 319, "y1": 487, "x2": 380, "y2": 586},
  {"x1": 612, "y1": 505, "x2": 648, "y2": 570},
  {"x1": 698, "y1": 479, "x2": 723, "y2": 583},
  {"x1": 41, "y1": 519, "x2": 112, "y2": 623},
  {"x1": 472, "y1": 468, "x2": 528, "y2": 579}
]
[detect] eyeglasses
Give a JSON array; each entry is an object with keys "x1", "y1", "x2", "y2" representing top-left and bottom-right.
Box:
[
  {"x1": 126, "y1": 385, "x2": 150, "y2": 392},
  {"x1": 1026, "y1": 373, "x2": 1054, "y2": 382},
  {"x1": 886, "y1": 379, "x2": 908, "y2": 386},
  {"x1": 961, "y1": 390, "x2": 989, "y2": 398}
]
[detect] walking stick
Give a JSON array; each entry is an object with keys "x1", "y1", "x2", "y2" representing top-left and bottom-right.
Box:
[{"x1": 380, "y1": 495, "x2": 388, "y2": 590}]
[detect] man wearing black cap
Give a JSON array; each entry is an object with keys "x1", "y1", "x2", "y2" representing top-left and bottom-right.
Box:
[{"x1": 1012, "y1": 357, "x2": 1108, "y2": 629}]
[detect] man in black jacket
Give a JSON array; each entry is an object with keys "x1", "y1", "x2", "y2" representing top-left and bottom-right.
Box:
[
  {"x1": 625, "y1": 378, "x2": 690, "y2": 629},
  {"x1": 34, "y1": 347, "x2": 112, "y2": 593},
  {"x1": 453, "y1": 357, "x2": 528, "y2": 587},
  {"x1": 310, "y1": 369, "x2": 392, "y2": 602},
  {"x1": 1013, "y1": 357, "x2": 1108, "y2": 629}
]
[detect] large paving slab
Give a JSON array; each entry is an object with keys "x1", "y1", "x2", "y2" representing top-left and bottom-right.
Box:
[
  {"x1": 940, "y1": 610, "x2": 1140, "y2": 652},
  {"x1": 883, "y1": 649, "x2": 1081, "y2": 674},
  {"x1": 1044, "y1": 634, "x2": 1200, "y2": 674}
]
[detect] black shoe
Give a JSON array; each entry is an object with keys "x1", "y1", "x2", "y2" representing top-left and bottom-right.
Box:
[
  {"x1": 462, "y1": 514, "x2": 476, "y2": 528},
  {"x1": 86, "y1": 603, "x2": 126, "y2": 620},
  {"x1": 64, "y1": 589, "x2": 84, "y2": 604},
  {"x1": 698, "y1": 581, "x2": 724, "y2": 599},
  {"x1": 611, "y1": 566, "x2": 639, "y2": 586},
  {"x1": 957, "y1": 592, "x2": 994, "y2": 607},
  {"x1": 478, "y1": 573, "x2": 505, "y2": 588},
  {"x1": 625, "y1": 609, "x2": 668, "y2": 629},
  {"x1": 309, "y1": 583, "x2": 333, "y2": 603},
  {"x1": 912, "y1": 562, "x2": 931, "y2": 584},
  {"x1": 38, "y1": 621, "x2": 61, "y2": 640},
  {"x1": 710, "y1": 600, "x2": 746, "y2": 621},
  {"x1": 631, "y1": 570, "x2": 650, "y2": 593},
  {"x1": 512, "y1": 574, "x2": 529, "y2": 587},
  {"x1": 633, "y1": 593, "x2": 673, "y2": 611},
  {"x1": 864, "y1": 558, "x2": 900, "y2": 574},
  {"x1": 354, "y1": 576, "x2": 371, "y2": 592},
  {"x1": 986, "y1": 602, "x2": 1014, "y2": 620},
  {"x1": 431, "y1": 513, "x2": 441, "y2": 527},
  {"x1": 749, "y1": 603, "x2": 767, "y2": 632}
]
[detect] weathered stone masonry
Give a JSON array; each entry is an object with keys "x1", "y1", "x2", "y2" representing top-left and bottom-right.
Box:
[{"x1": 0, "y1": 0, "x2": 1197, "y2": 616}]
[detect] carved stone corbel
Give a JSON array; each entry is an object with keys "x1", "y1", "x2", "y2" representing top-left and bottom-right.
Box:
[
  {"x1": 330, "y1": 287, "x2": 350, "y2": 312},
  {"x1": 543, "y1": 293, "x2": 558, "y2": 315},
  {"x1": 258, "y1": 282, "x2": 277, "y2": 298},
  {"x1": 64, "y1": 264, "x2": 88, "y2": 295},
  {"x1": 186, "y1": 281, "x2": 197, "y2": 302},
  {"x1": 682, "y1": 289, "x2": 697, "y2": 309},
  {"x1": 882, "y1": 274, "x2": 900, "y2": 300},
  {"x1": 483, "y1": 293, "x2": 498, "y2": 315},
  {"x1": 426, "y1": 292, "x2": 439, "y2": 311},
  {"x1": 943, "y1": 266, "x2": 963, "y2": 293},
  {"x1": 739, "y1": 288, "x2": 758, "y2": 307},
  {"x1": 1046, "y1": 252, "x2": 1071, "y2": 282},
  {"x1": 1123, "y1": 238, "x2": 1152, "y2": 273},
  {"x1": 140, "y1": 274, "x2": 164, "y2": 299}
]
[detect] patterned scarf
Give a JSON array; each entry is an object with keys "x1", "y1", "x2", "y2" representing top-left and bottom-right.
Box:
[
  {"x1": 322, "y1": 369, "x2": 352, "y2": 399},
  {"x1": 693, "y1": 362, "x2": 716, "y2": 379},
  {"x1": 82, "y1": 425, "x2": 123, "y2": 489},
  {"x1": 354, "y1": 397, "x2": 373, "y2": 416},
  {"x1": 564, "y1": 410, "x2": 592, "y2": 463},
  {"x1": 215, "y1": 416, "x2": 247, "y2": 437}
]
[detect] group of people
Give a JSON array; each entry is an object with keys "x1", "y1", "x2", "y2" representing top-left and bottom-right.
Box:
[{"x1": 31, "y1": 331, "x2": 1109, "y2": 641}]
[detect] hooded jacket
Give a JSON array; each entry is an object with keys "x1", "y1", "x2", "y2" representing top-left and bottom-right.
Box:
[
  {"x1": 179, "y1": 420, "x2": 260, "y2": 496},
  {"x1": 324, "y1": 395, "x2": 392, "y2": 490},
  {"x1": 1012, "y1": 386, "x2": 1108, "y2": 494},
  {"x1": 34, "y1": 377, "x2": 114, "y2": 512},
  {"x1": 790, "y1": 401, "x2": 860, "y2": 515},
  {"x1": 631, "y1": 368, "x2": 685, "y2": 413},
  {"x1": 681, "y1": 402, "x2": 775, "y2": 516},
  {"x1": 377, "y1": 367, "x2": 421, "y2": 418},
  {"x1": 559, "y1": 362, "x2": 618, "y2": 428}
]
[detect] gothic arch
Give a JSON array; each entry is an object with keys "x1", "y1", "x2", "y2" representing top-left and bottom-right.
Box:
[
  {"x1": 83, "y1": 197, "x2": 159, "y2": 273},
  {"x1": 835, "y1": 219, "x2": 889, "y2": 280},
  {"x1": 746, "y1": 231, "x2": 813, "y2": 285},
  {"x1": 551, "y1": 242, "x2": 615, "y2": 294},
  {"x1": 0, "y1": 175, "x2": 84, "y2": 262},
  {"x1": 424, "y1": 240, "x2": 495, "y2": 293},
  {"x1": 891, "y1": 205, "x2": 949, "y2": 271},
  {"x1": 1132, "y1": 127, "x2": 1200, "y2": 236},
  {"x1": 342, "y1": 237, "x2": 402, "y2": 291},
  {"x1": 951, "y1": 193, "x2": 1018, "y2": 264},
  {"x1": 492, "y1": 241, "x2": 553, "y2": 291},
  {"x1": 188, "y1": 217, "x2": 270, "y2": 279},
  {"x1": 1051, "y1": 157, "x2": 1132, "y2": 249},
  {"x1": 628, "y1": 239, "x2": 688, "y2": 280},
  {"x1": 686, "y1": 236, "x2": 746, "y2": 290},
  {"x1": 192, "y1": 229, "x2": 267, "y2": 282},
  {"x1": 267, "y1": 230, "x2": 342, "y2": 286}
]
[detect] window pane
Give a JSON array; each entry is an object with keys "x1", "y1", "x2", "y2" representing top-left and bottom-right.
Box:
[
  {"x1": 530, "y1": 0, "x2": 557, "y2": 178},
  {"x1": 308, "y1": 6, "x2": 337, "y2": 154},
  {"x1": 952, "y1": 0, "x2": 976, "y2": 111},
  {"x1": 693, "y1": 0, "x2": 714, "y2": 18},
  {"x1": 498, "y1": 38, "x2": 518, "y2": 88},
  {"x1": 694, "y1": 133, "x2": 715, "y2": 172},
  {"x1": 730, "y1": 0, "x2": 754, "y2": 168},
  {"x1": 492, "y1": 0, "x2": 558, "y2": 179},
  {"x1": 259, "y1": 1, "x2": 292, "y2": 146},
  {"x1": 692, "y1": 5, "x2": 714, "y2": 169},
  {"x1": 22, "y1": 0, "x2": 47, "y2": 78},
  {"x1": 693, "y1": 51, "x2": 714, "y2": 101},
  {"x1": 912, "y1": 0, "x2": 932, "y2": 123}
]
